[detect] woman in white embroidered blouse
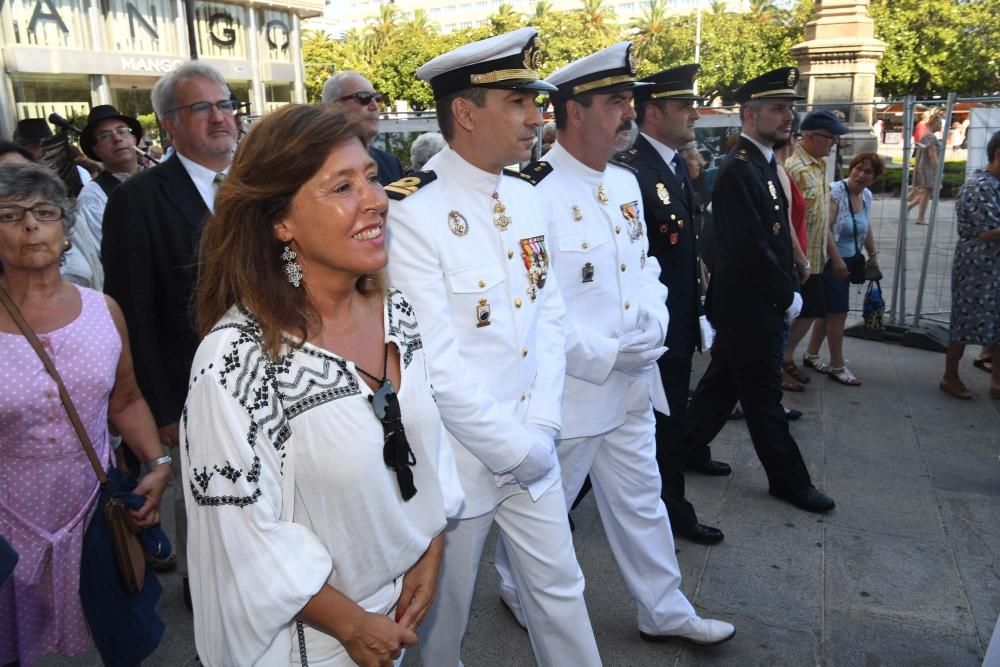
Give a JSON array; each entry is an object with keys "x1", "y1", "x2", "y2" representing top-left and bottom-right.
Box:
[{"x1": 181, "y1": 104, "x2": 463, "y2": 667}]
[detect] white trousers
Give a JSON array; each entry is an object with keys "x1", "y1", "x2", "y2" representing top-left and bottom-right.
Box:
[
  {"x1": 418, "y1": 483, "x2": 600, "y2": 667},
  {"x1": 497, "y1": 379, "x2": 696, "y2": 635}
]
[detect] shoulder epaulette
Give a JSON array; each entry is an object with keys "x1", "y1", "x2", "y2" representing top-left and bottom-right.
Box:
[
  {"x1": 734, "y1": 148, "x2": 749, "y2": 162},
  {"x1": 504, "y1": 161, "x2": 552, "y2": 186},
  {"x1": 384, "y1": 171, "x2": 437, "y2": 200},
  {"x1": 608, "y1": 156, "x2": 637, "y2": 173},
  {"x1": 613, "y1": 149, "x2": 638, "y2": 166}
]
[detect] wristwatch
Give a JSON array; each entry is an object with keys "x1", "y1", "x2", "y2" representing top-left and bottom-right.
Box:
[{"x1": 147, "y1": 455, "x2": 173, "y2": 468}]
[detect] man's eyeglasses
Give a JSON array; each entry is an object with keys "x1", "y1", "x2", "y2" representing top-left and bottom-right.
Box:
[
  {"x1": 338, "y1": 91, "x2": 383, "y2": 106},
  {"x1": 94, "y1": 127, "x2": 135, "y2": 143},
  {"x1": 167, "y1": 99, "x2": 240, "y2": 118},
  {"x1": 814, "y1": 132, "x2": 839, "y2": 142},
  {"x1": 0, "y1": 204, "x2": 64, "y2": 224}
]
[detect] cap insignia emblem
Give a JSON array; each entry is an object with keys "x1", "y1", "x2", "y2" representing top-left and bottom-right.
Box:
[{"x1": 786, "y1": 69, "x2": 797, "y2": 87}]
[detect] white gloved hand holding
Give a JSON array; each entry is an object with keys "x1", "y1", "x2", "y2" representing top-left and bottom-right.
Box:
[
  {"x1": 785, "y1": 292, "x2": 803, "y2": 321},
  {"x1": 507, "y1": 426, "x2": 557, "y2": 487},
  {"x1": 616, "y1": 308, "x2": 662, "y2": 353}
]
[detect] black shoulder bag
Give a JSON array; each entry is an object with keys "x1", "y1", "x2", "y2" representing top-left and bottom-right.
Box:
[{"x1": 844, "y1": 187, "x2": 868, "y2": 285}]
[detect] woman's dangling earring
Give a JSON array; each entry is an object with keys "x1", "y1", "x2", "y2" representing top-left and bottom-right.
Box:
[
  {"x1": 281, "y1": 245, "x2": 302, "y2": 287},
  {"x1": 59, "y1": 239, "x2": 71, "y2": 267}
]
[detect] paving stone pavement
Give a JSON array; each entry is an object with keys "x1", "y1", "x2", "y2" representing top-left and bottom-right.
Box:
[{"x1": 37, "y1": 335, "x2": 999, "y2": 667}]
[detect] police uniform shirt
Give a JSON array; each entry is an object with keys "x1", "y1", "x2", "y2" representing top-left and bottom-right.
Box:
[
  {"x1": 529, "y1": 142, "x2": 668, "y2": 439},
  {"x1": 386, "y1": 146, "x2": 568, "y2": 518}
]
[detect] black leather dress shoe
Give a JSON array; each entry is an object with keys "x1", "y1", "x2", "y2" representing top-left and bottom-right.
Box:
[
  {"x1": 687, "y1": 460, "x2": 732, "y2": 476},
  {"x1": 675, "y1": 523, "x2": 725, "y2": 545},
  {"x1": 769, "y1": 486, "x2": 836, "y2": 513}
]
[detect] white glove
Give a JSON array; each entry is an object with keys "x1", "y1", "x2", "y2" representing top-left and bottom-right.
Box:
[
  {"x1": 785, "y1": 292, "x2": 803, "y2": 321},
  {"x1": 699, "y1": 315, "x2": 715, "y2": 351},
  {"x1": 616, "y1": 309, "x2": 662, "y2": 353},
  {"x1": 507, "y1": 428, "x2": 557, "y2": 487},
  {"x1": 613, "y1": 346, "x2": 668, "y2": 374}
]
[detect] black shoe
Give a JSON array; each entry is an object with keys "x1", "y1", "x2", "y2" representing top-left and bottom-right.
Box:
[
  {"x1": 674, "y1": 523, "x2": 725, "y2": 545},
  {"x1": 183, "y1": 576, "x2": 193, "y2": 612},
  {"x1": 687, "y1": 460, "x2": 732, "y2": 476},
  {"x1": 769, "y1": 486, "x2": 835, "y2": 513},
  {"x1": 785, "y1": 408, "x2": 803, "y2": 421}
]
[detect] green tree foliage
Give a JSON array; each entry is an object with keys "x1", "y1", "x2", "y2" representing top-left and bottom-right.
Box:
[
  {"x1": 301, "y1": 0, "x2": 997, "y2": 110},
  {"x1": 870, "y1": 0, "x2": 1000, "y2": 97}
]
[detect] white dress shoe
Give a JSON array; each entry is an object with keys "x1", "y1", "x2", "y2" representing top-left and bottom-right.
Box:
[{"x1": 639, "y1": 616, "x2": 736, "y2": 646}]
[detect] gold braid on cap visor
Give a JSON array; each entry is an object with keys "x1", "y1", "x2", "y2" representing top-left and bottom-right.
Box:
[
  {"x1": 750, "y1": 89, "x2": 799, "y2": 99},
  {"x1": 571, "y1": 74, "x2": 636, "y2": 96},
  {"x1": 470, "y1": 68, "x2": 539, "y2": 85},
  {"x1": 650, "y1": 88, "x2": 695, "y2": 99}
]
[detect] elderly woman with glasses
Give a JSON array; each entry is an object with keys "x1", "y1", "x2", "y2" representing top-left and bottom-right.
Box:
[
  {"x1": 183, "y1": 104, "x2": 463, "y2": 667},
  {"x1": 0, "y1": 163, "x2": 171, "y2": 665}
]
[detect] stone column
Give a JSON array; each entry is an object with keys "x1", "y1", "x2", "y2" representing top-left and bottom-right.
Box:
[{"x1": 791, "y1": 0, "x2": 886, "y2": 153}]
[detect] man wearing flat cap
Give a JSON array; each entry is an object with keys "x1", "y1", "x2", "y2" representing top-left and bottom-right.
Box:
[
  {"x1": 684, "y1": 67, "x2": 836, "y2": 513},
  {"x1": 616, "y1": 63, "x2": 730, "y2": 547},
  {"x1": 494, "y1": 44, "x2": 735, "y2": 647},
  {"x1": 386, "y1": 27, "x2": 601, "y2": 666},
  {"x1": 783, "y1": 108, "x2": 850, "y2": 385}
]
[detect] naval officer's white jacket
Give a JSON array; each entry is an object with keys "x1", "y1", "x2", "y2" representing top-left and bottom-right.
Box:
[
  {"x1": 532, "y1": 142, "x2": 669, "y2": 439},
  {"x1": 387, "y1": 147, "x2": 568, "y2": 518}
]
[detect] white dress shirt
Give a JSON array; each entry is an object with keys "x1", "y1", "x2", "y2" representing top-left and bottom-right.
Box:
[{"x1": 175, "y1": 152, "x2": 228, "y2": 213}]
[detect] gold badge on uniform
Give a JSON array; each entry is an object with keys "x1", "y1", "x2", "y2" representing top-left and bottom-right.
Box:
[
  {"x1": 448, "y1": 210, "x2": 468, "y2": 236},
  {"x1": 597, "y1": 185, "x2": 609, "y2": 204},
  {"x1": 492, "y1": 192, "x2": 512, "y2": 231},
  {"x1": 520, "y1": 235, "x2": 549, "y2": 301},
  {"x1": 572, "y1": 205, "x2": 583, "y2": 222},
  {"x1": 767, "y1": 180, "x2": 778, "y2": 200},
  {"x1": 656, "y1": 183, "x2": 670, "y2": 205},
  {"x1": 620, "y1": 201, "x2": 643, "y2": 241},
  {"x1": 476, "y1": 298, "x2": 491, "y2": 327},
  {"x1": 772, "y1": 222, "x2": 781, "y2": 235},
  {"x1": 582, "y1": 262, "x2": 595, "y2": 283}
]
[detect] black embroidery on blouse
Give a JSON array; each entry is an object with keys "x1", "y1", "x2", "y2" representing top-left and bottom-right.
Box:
[
  {"x1": 187, "y1": 291, "x2": 423, "y2": 509},
  {"x1": 296, "y1": 621, "x2": 309, "y2": 665}
]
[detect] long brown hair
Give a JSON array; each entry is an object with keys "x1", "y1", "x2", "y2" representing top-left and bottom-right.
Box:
[{"x1": 195, "y1": 103, "x2": 385, "y2": 357}]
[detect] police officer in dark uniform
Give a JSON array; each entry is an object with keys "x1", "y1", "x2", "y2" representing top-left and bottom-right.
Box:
[
  {"x1": 616, "y1": 64, "x2": 729, "y2": 544},
  {"x1": 683, "y1": 68, "x2": 836, "y2": 514}
]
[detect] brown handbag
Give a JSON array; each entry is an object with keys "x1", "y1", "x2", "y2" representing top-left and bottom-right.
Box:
[{"x1": 0, "y1": 286, "x2": 146, "y2": 594}]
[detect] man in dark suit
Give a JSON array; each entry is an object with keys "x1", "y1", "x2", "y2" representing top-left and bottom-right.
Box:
[
  {"x1": 102, "y1": 61, "x2": 238, "y2": 604},
  {"x1": 616, "y1": 64, "x2": 729, "y2": 545},
  {"x1": 321, "y1": 71, "x2": 404, "y2": 184},
  {"x1": 683, "y1": 68, "x2": 835, "y2": 514}
]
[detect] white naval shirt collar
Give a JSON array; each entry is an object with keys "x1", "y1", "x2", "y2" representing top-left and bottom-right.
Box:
[
  {"x1": 640, "y1": 132, "x2": 679, "y2": 175},
  {"x1": 740, "y1": 132, "x2": 775, "y2": 165},
  {"x1": 545, "y1": 142, "x2": 606, "y2": 191},
  {"x1": 430, "y1": 146, "x2": 506, "y2": 196},
  {"x1": 175, "y1": 151, "x2": 230, "y2": 214}
]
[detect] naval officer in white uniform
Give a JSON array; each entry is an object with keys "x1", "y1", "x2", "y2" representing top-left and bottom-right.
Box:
[
  {"x1": 495, "y1": 43, "x2": 736, "y2": 647},
  {"x1": 385, "y1": 28, "x2": 601, "y2": 667}
]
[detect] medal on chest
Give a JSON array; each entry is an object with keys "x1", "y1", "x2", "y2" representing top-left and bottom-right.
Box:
[
  {"x1": 519, "y1": 235, "x2": 549, "y2": 301},
  {"x1": 597, "y1": 185, "x2": 609, "y2": 204},
  {"x1": 768, "y1": 180, "x2": 778, "y2": 200},
  {"x1": 620, "y1": 200, "x2": 643, "y2": 242},
  {"x1": 582, "y1": 261, "x2": 595, "y2": 283},
  {"x1": 492, "y1": 191, "x2": 512, "y2": 231},
  {"x1": 572, "y1": 205, "x2": 583, "y2": 222},
  {"x1": 448, "y1": 210, "x2": 469, "y2": 236},
  {"x1": 656, "y1": 182, "x2": 670, "y2": 205}
]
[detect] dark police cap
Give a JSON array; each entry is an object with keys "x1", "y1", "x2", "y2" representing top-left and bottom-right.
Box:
[
  {"x1": 801, "y1": 109, "x2": 849, "y2": 135},
  {"x1": 80, "y1": 105, "x2": 143, "y2": 161},
  {"x1": 417, "y1": 27, "x2": 557, "y2": 100},
  {"x1": 546, "y1": 42, "x2": 646, "y2": 100},
  {"x1": 732, "y1": 67, "x2": 805, "y2": 104},
  {"x1": 14, "y1": 118, "x2": 52, "y2": 142},
  {"x1": 634, "y1": 63, "x2": 701, "y2": 105}
]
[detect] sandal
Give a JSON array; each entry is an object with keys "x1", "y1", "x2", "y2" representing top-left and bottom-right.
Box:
[
  {"x1": 828, "y1": 366, "x2": 862, "y2": 386},
  {"x1": 939, "y1": 379, "x2": 973, "y2": 400},
  {"x1": 972, "y1": 357, "x2": 993, "y2": 374},
  {"x1": 802, "y1": 354, "x2": 830, "y2": 375},
  {"x1": 782, "y1": 361, "x2": 811, "y2": 384},
  {"x1": 782, "y1": 376, "x2": 805, "y2": 392}
]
